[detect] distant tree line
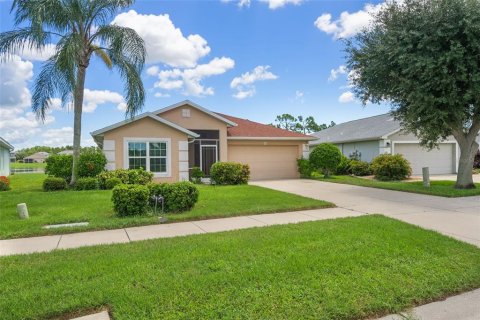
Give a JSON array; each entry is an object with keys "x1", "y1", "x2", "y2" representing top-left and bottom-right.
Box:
[
  {"x1": 272, "y1": 114, "x2": 335, "y2": 134},
  {"x1": 14, "y1": 146, "x2": 98, "y2": 161}
]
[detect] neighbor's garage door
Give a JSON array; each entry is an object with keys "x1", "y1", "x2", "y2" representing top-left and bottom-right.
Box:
[
  {"x1": 228, "y1": 145, "x2": 300, "y2": 180},
  {"x1": 394, "y1": 143, "x2": 455, "y2": 175}
]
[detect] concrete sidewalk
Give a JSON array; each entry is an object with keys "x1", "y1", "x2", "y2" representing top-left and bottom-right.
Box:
[
  {"x1": 377, "y1": 288, "x2": 480, "y2": 320},
  {"x1": 0, "y1": 207, "x2": 363, "y2": 256}
]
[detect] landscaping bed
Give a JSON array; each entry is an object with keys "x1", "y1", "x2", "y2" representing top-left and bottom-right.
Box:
[
  {"x1": 312, "y1": 175, "x2": 480, "y2": 197},
  {"x1": 0, "y1": 174, "x2": 332, "y2": 239},
  {"x1": 1, "y1": 215, "x2": 479, "y2": 319}
]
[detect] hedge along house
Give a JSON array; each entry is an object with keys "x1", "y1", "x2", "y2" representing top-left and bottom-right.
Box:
[
  {"x1": 91, "y1": 100, "x2": 314, "y2": 182},
  {"x1": 309, "y1": 113, "x2": 464, "y2": 175},
  {"x1": 0, "y1": 137, "x2": 14, "y2": 176}
]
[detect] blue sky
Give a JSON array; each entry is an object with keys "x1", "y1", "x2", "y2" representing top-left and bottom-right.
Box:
[{"x1": 0, "y1": 0, "x2": 389, "y2": 149}]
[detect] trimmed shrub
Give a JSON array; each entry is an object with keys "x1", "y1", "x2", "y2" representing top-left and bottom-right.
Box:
[
  {"x1": 78, "y1": 150, "x2": 107, "y2": 178},
  {"x1": 98, "y1": 168, "x2": 153, "y2": 189},
  {"x1": 210, "y1": 162, "x2": 250, "y2": 185},
  {"x1": 43, "y1": 177, "x2": 67, "y2": 191},
  {"x1": 149, "y1": 181, "x2": 199, "y2": 213},
  {"x1": 45, "y1": 154, "x2": 73, "y2": 182},
  {"x1": 371, "y1": 154, "x2": 412, "y2": 181},
  {"x1": 297, "y1": 158, "x2": 314, "y2": 178},
  {"x1": 190, "y1": 166, "x2": 205, "y2": 184},
  {"x1": 112, "y1": 184, "x2": 150, "y2": 216},
  {"x1": 336, "y1": 155, "x2": 351, "y2": 175},
  {"x1": 105, "y1": 178, "x2": 122, "y2": 190},
  {"x1": 309, "y1": 143, "x2": 342, "y2": 177},
  {"x1": 349, "y1": 160, "x2": 372, "y2": 176},
  {"x1": 0, "y1": 176, "x2": 10, "y2": 191},
  {"x1": 74, "y1": 177, "x2": 98, "y2": 190}
]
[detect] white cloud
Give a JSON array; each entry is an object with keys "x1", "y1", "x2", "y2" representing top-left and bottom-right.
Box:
[
  {"x1": 154, "y1": 92, "x2": 171, "y2": 98},
  {"x1": 224, "y1": 0, "x2": 303, "y2": 9},
  {"x1": 230, "y1": 65, "x2": 278, "y2": 99},
  {"x1": 18, "y1": 43, "x2": 56, "y2": 61},
  {"x1": 260, "y1": 0, "x2": 304, "y2": 10},
  {"x1": 328, "y1": 65, "x2": 347, "y2": 82},
  {"x1": 151, "y1": 57, "x2": 235, "y2": 97},
  {"x1": 41, "y1": 127, "x2": 73, "y2": 146},
  {"x1": 82, "y1": 89, "x2": 125, "y2": 112},
  {"x1": 338, "y1": 91, "x2": 355, "y2": 103},
  {"x1": 146, "y1": 66, "x2": 160, "y2": 76},
  {"x1": 112, "y1": 10, "x2": 211, "y2": 67},
  {"x1": 314, "y1": 3, "x2": 385, "y2": 39},
  {"x1": 0, "y1": 55, "x2": 56, "y2": 145},
  {"x1": 294, "y1": 90, "x2": 305, "y2": 103}
]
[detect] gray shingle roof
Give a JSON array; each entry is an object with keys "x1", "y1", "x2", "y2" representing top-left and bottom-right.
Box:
[{"x1": 310, "y1": 113, "x2": 400, "y2": 145}]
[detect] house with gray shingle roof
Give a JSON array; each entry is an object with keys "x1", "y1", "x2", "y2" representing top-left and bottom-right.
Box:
[{"x1": 309, "y1": 113, "x2": 461, "y2": 175}]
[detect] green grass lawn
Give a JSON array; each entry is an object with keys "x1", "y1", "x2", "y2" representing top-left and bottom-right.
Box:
[
  {"x1": 1, "y1": 215, "x2": 479, "y2": 320},
  {"x1": 10, "y1": 162, "x2": 46, "y2": 169},
  {"x1": 312, "y1": 174, "x2": 480, "y2": 197},
  {"x1": 0, "y1": 174, "x2": 332, "y2": 239}
]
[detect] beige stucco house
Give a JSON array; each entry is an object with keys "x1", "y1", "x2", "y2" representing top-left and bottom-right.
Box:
[
  {"x1": 91, "y1": 100, "x2": 314, "y2": 182},
  {"x1": 0, "y1": 137, "x2": 14, "y2": 176}
]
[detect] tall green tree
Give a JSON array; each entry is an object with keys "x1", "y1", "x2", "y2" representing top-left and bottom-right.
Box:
[
  {"x1": 346, "y1": 0, "x2": 480, "y2": 189},
  {"x1": 0, "y1": 0, "x2": 146, "y2": 184},
  {"x1": 273, "y1": 114, "x2": 335, "y2": 134}
]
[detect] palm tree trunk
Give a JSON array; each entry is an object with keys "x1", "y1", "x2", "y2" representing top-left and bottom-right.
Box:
[{"x1": 70, "y1": 64, "x2": 87, "y2": 186}]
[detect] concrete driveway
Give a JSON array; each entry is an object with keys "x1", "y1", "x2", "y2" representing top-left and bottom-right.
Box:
[{"x1": 252, "y1": 179, "x2": 480, "y2": 247}]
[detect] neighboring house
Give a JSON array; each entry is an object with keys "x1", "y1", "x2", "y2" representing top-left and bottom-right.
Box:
[
  {"x1": 310, "y1": 113, "x2": 461, "y2": 175},
  {"x1": 91, "y1": 100, "x2": 313, "y2": 181},
  {"x1": 23, "y1": 152, "x2": 50, "y2": 163},
  {"x1": 0, "y1": 137, "x2": 14, "y2": 176},
  {"x1": 58, "y1": 150, "x2": 74, "y2": 155}
]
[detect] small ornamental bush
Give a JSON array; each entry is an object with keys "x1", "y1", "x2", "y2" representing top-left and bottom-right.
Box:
[
  {"x1": 0, "y1": 176, "x2": 10, "y2": 191},
  {"x1": 297, "y1": 158, "x2": 314, "y2": 178},
  {"x1": 98, "y1": 168, "x2": 153, "y2": 189},
  {"x1": 112, "y1": 184, "x2": 150, "y2": 216},
  {"x1": 336, "y1": 155, "x2": 351, "y2": 175},
  {"x1": 210, "y1": 162, "x2": 250, "y2": 185},
  {"x1": 43, "y1": 177, "x2": 67, "y2": 191},
  {"x1": 45, "y1": 154, "x2": 73, "y2": 182},
  {"x1": 309, "y1": 143, "x2": 342, "y2": 177},
  {"x1": 148, "y1": 181, "x2": 199, "y2": 213},
  {"x1": 105, "y1": 177, "x2": 122, "y2": 190},
  {"x1": 74, "y1": 177, "x2": 98, "y2": 190},
  {"x1": 190, "y1": 166, "x2": 205, "y2": 184},
  {"x1": 78, "y1": 150, "x2": 107, "y2": 178},
  {"x1": 371, "y1": 154, "x2": 412, "y2": 181},
  {"x1": 349, "y1": 160, "x2": 372, "y2": 176}
]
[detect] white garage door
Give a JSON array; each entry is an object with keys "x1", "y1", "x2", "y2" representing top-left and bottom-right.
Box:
[
  {"x1": 394, "y1": 143, "x2": 456, "y2": 174},
  {"x1": 228, "y1": 145, "x2": 300, "y2": 180}
]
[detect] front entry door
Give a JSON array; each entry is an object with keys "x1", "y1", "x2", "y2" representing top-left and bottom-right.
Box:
[{"x1": 200, "y1": 145, "x2": 218, "y2": 176}]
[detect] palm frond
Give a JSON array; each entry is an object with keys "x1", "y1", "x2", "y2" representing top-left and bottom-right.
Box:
[
  {"x1": 32, "y1": 56, "x2": 75, "y2": 121},
  {"x1": 0, "y1": 28, "x2": 50, "y2": 61},
  {"x1": 109, "y1": 52, "x2": 145, "y2": 118},
  {"x1": 91, "y1": 45, "x2": 112, "y2": 69},
  {"x1": 91, "y1": 25, "x2": 146, "y2": 70}
]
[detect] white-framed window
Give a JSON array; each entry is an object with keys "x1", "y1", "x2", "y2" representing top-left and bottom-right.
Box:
[
  {"x1": 124, "y1": 138, "x2": 171, "y2": 177},
  {"x1": 182, "y1": 108, "x2": 191, "y2": 118}
]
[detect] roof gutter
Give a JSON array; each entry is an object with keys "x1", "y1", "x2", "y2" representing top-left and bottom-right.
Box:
[{"x1": 228, "y1": 136, "x2": 315, "y2": 141}]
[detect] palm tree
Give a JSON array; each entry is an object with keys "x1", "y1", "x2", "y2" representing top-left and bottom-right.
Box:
[{"x1": 0, "y1": 0, "x2": 146, "y2": 185}]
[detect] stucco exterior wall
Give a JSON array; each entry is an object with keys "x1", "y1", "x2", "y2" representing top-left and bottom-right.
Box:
[
  {"x1": 103, "y1": 117, "x2": 189, "y2": 183},
  {"x1": 157, "y1": 104, "x2": 229, "y2": 162},
  {"x1": 334, "y1": 140, "x2": 380, "y2": 162},
  {"x1": 0, "y1": 147, "x2": 10, "y2": 176}
]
